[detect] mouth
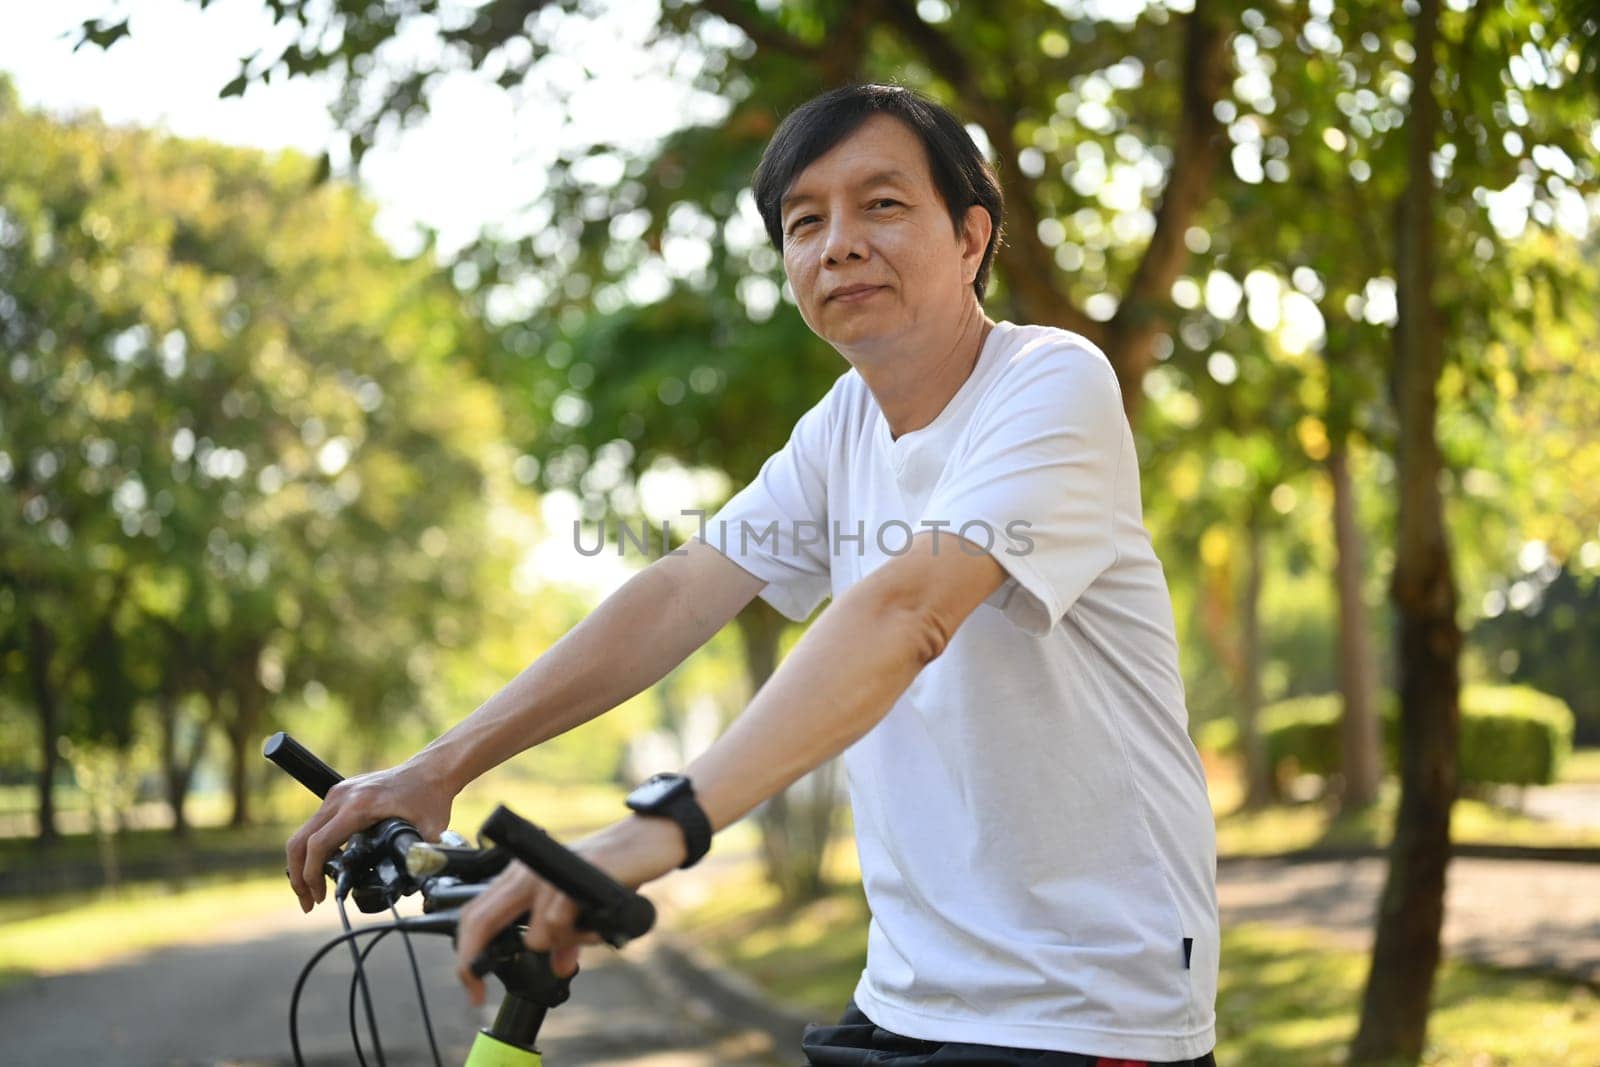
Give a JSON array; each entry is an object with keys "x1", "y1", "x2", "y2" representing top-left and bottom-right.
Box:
[{"x1": 827, "y1": 284, "x2": 886, "y2": 303}]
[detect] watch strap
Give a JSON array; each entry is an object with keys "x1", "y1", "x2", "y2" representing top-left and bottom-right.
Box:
[{"x1": 627, "y1": 777, "x2": 712, "y2": 869}]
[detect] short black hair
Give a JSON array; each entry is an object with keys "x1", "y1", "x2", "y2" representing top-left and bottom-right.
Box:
[{"x1": 752, "y1": 84, "x2": 1005, "y2": 301}]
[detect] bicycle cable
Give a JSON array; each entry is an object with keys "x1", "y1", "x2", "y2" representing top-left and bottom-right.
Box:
[
  {"x1": 340, "y1": 920, "x2": 450, "y2": 1067},
  {"x1": 289, "y1": 922, "x2": 401, "y2": 1067},
  {"x1": 390, "y1": 902, "x2": 445, "y2": 1067},
  {"x1": 347, "y1": 926, "x2": 391, "y2": 1067},
  {"x1": 338, "y1": 886, "x2": 389, "y2": 1067}
]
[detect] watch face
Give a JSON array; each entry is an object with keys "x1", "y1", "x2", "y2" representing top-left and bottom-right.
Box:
[{"x1": 630, "y1": 773, "x2": 689, "y2": 810}]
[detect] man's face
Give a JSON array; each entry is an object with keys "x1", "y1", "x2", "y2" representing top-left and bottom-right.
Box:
[{"x1": 778, "y1": 114, "x2": 987, "y2": 355}]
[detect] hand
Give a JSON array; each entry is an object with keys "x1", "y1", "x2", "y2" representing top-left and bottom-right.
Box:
[
  {"x1": 285, "y1": 757, "x2": 455, "y2": 913},
  {"x1": 453, "y1": 816, "x2": 687, "y2": 1006}
]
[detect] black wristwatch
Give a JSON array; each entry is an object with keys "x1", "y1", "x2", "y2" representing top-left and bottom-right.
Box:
[{"x1": 625, "y1": 772, "x2": 712, "y2": 869}]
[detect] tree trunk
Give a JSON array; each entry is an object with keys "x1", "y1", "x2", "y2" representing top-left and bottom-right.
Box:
[
  {"x1": 1237, "y1": 514, "x2": 1273, "y2": 808},
  {"x1": 158, "y1": 691, "x2": 207, "y2": 840},
  {"x1": 1102, "y1": 0, "x2": 1232, "y2": 425},
  {"x1": 225, "y1": 684, "x2": 266, "y2": 829},
  {"x1": 24, "y1": 615, "x2": 61, "y2": 846},
  {"x1": 92, "y1": 799, "x2": 120, "y2": 889},
  {"x1": 1330, "y1": 444, "x2": 1384, "y2": 810},
  {"x1": 1351, "y1": 2, "x2": 1461, "y2": 1060},
  {"x1": 735, "y1": 599, "x2": 840, "y2": 904}
]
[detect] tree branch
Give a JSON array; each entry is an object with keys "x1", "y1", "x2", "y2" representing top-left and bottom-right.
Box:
[
  {"x1": 877, "y1": 0, "x2": 1104, "y2": 340},
  {"x1": 1107, "y1": 0, "x2": 1232, "y2": 418}
]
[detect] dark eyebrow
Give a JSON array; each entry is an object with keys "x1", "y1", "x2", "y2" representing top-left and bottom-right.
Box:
[{"x1": 780, "y1": 168, "x2": 916, "y2": 212}]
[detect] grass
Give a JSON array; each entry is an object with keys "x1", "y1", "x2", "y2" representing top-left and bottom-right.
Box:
[
  {"x1": 1204, "y1": 762, "x2": 1600, "y2": 857},
  {"x1": 679, "y1": 862, "x2": 870, "y2": 1014},
  {"x1": 0, "y1": 871, "x2": 299, "y2": 987},
  {"x1": 1214, "y1": 793, "x2": 1600, "y2": 856},
  {"x1": 679, "y1": 865, "x2": 1600, "y2": 1067},
  {"x1": 0, "y1": 770, "x2": 628, "y2": 988},
  {"x1": 0, "y1": 819, "x2": 290, "y2": 871}
]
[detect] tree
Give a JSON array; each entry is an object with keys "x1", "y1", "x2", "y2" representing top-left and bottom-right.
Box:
[
  {"x1": 93, "y1": 0, "x2": 1249, "y2": 899},
  {"x1": 0, "y1": 82, "x2": 510, "y2": 837},
  {"x1": 1337, "y1": 0, "x2": 1599, "y2": 1056},
  {"x1": 1348, "y1": 4, "x2": 1460, "y2": 1058},
  {"x1": 77, "y1": 0, "x2": 1600, "y2": 984}
]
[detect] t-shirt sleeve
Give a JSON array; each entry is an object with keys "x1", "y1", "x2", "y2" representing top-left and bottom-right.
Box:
[
  {"x1": 694, "y1": 384, "x2": 838, "y2": 622},
  {"x1": 921, "y1": 342, "x2": 1126, "y2": 637}
]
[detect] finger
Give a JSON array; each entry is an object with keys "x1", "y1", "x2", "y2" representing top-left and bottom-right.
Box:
[
  {"x1": 472, "y1": 868, "x2": 538, "y2": 929},
  {"x1": 526, "y1": 888, "x2": 580, "y2": 957},
  {"x1": 285, "y1": 803, "x2": 339, "y2": 911},
  {"x1": 454, "y1": 905, "x2": 493, "y2": 995},
  {"x1": 302, "y1": 809, "x2": 363, "y2": 903},
  {"x1": 455, "y1": 956, "x2": 487, "y2": 1007},
  {"x1": 551, "y1": 943, "x2": 580, "y2": 980},
  {"x1": 521, "y1": 908, "x2": 552, "y2": 953},
  {"x1": 545, "y1": 894, "x2": 579, "y2": 929},
  {"x1": 457, "y1": 869, "x2": 538, "y2": 975}
]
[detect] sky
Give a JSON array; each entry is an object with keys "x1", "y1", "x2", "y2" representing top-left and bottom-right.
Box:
[{"x1": 0, "y1": 0, "x2": 712, "y2": 256}]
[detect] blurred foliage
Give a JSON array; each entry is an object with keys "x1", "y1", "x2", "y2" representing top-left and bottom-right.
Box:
[
  {"x1": 0, "y1": 79, "x2": 567, "y2": 833},
  {"x1": 1473, "y1": 564, "x2": 1600, "y2": 743},
  {"x1": 1208, "y1": 683, "x2": 1575, "y2": 790},
  {"x1": 41, "y1": 0, "x2": 1600, "y2": 839}
]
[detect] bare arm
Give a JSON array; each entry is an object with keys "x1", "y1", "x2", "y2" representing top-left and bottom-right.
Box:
[
  {"x1": 415, "y1": 538, "x2": 766, "y2": 792},
  {"x1": 287, "y1": 538, "x2": 763, "y2": 909},
  {"x1": 684, "y1": 531, "x2": 1007, "y2": 832},
  {"x1": 452, "y1": 531, "x2": 1008, "y2": 991}
]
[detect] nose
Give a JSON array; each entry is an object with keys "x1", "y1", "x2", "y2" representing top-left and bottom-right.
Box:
[{"x1": 821, "y1": 213, "x2": 868, "y2": 268}]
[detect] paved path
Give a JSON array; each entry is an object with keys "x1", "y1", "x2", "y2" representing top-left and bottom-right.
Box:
[
  {"x1": 1521, "y1": 783, "x2": 1600, "y2": 828},
  {"x1": 0, "y1": 907, "x2": 786, "y2": 1067},
  {"x1": 6, "y1": 851, "x2": 1596, "y2": 1065},
  {"x1": 1218, "y1": 855, "x2": 1600, "y2": 983}
]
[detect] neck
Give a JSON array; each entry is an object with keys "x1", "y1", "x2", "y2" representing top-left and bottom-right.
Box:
[{"x1": 850, "y1": 301, "x2": 994, "y2": 440}]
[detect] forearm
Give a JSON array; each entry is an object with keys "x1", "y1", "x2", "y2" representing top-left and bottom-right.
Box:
[
  {"x1": 413, "y1": 545, "x2": 752, "y2": 793},
  {"x1": 684, "y1": 583, "x2": 944, "y2": 833}
]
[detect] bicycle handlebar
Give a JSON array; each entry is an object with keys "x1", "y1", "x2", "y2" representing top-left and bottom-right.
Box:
[
  {"x1": 263, "y1": 731, "x2": 343, "y2": 798},
  {"x1": 263, "y1": 730, "x2": 655, "y2": 1064},
  {"x1": 261, "y1": 731, "x2": 656, "y2": 943},
  {"x1": 480, "y1": 805, "x2": 655, "y2": 948}
]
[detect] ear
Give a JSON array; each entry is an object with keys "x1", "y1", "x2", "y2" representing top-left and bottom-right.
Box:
[{"x1": 958, "y1": 204, "x2": 992, "y2": 286}]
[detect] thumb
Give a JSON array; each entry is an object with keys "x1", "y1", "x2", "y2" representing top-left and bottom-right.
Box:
[{"x1": 418, "y1": 801, "x2": 452, "y2": 842}]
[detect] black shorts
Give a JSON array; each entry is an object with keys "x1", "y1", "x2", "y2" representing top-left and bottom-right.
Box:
[{"x1": 801, "y1": 1000, "x2": 1218, "y2": 1066}]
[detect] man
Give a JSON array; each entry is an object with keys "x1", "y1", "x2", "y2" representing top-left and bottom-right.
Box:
[{"x1": 286, "y1": 84, "x2": 1218, "y2": 1066}]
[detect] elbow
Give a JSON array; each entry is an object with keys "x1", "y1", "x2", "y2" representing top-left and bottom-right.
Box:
[
  {"x1": 909, "y1": 605, "x2": 954, "y2": 667},
  {"x1": 857, "y1": 582, "x2": 955, "y2": 668}
]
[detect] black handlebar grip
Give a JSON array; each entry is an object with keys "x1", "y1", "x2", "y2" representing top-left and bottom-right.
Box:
[
  {"x1": 262, "y1": 731, "x2": 344, "y2": 799},
  {"x1": 480, "y1": 805, "x2": 656, "y2": 946}
]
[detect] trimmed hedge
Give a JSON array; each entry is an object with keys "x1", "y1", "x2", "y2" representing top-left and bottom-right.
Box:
[
  {"x1": 1456, "y1": 685, "x2": 1575, "y2": 788},
  {"x1": 1200, "y1": 685, "x2": 1575, "y2": 790},
  {"x1": 1260, "y1": 695, "x2": 1346, "y2": 780}
]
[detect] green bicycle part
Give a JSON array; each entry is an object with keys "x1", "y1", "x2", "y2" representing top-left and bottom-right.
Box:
[{"x1": 464, "y1": 1029, "x2": 542, "y2": 1067}]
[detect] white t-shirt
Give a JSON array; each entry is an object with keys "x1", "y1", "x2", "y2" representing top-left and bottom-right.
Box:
[{"x1": 698, "y1": 321, "x2": 1218, "y2": 1061}]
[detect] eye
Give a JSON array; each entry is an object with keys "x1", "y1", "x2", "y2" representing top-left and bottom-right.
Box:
[
  {"x1": 785, "y1": 214, "x2": 820, "y2": 235},
  {"x1": 871, "y1": 198, "x2": 902, "y2": 209}
]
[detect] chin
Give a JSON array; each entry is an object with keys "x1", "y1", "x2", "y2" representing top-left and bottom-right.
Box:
[
  {"x1": 819, "y1": 311, "x2": 906, "y2": 353},
  {"x1": 824, "y1": 327, "x2": 891, "y2": 357}
]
